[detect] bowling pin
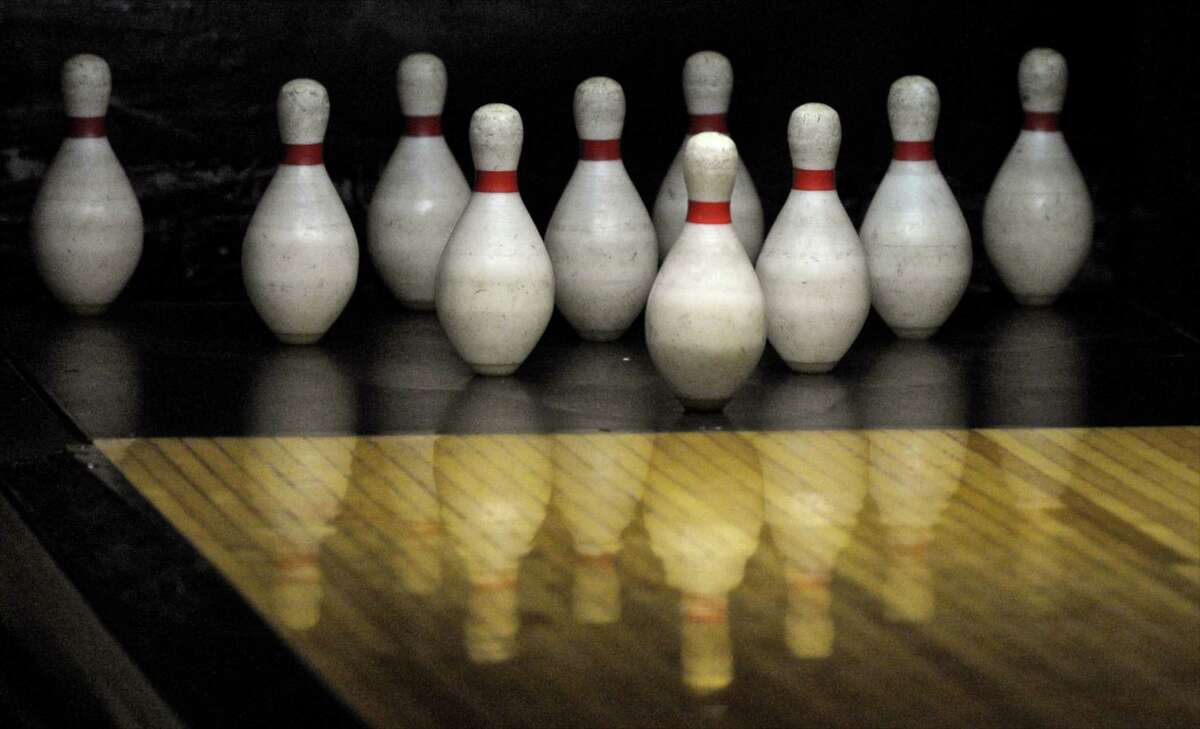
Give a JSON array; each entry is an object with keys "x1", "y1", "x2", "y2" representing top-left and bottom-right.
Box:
[
  {"x1": 757, "y1": 103, "x2": 870, "y2": 373},
  {"x1": 31, "y1": 54, "x2": 143, "y2": 315},
  {"x1": 860, "y1": 75, "x2": 972, "y2": 339},
  {"x1": 243, "y1": 79, "x2": 359, "y2": 344},
  {"x1": 645, "y1": 132, "x2": 766, "y2": 412},
  {"x1": 544, "y1": 77, "x2": 657, "y2": 341},
  {"x1": 435, "y1": 103, "x2": 554, "y2": 376},
  {"x1": 984, "y1": 48, "x2": 1094, "y2": 306},
  {"x1": 367, "y1": 53, "x2": 470, "y2": 310},
  {"x1": 652, "y1": 51, "x2": 764, "y2": 261}
]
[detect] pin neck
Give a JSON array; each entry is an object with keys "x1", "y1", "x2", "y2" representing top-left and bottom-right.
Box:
[
  {"x1": 282, "y1": 143, "x2": 324, "y2": 165},
  {"x1": 1022, "y1": 111, "x2": 1060, "y2": 132},
  {"x1": 68, "y1": 116, "x2": 106, "y2": 138},
  {"x1": 474, "y1": 169, "x2": 519, "y2": 193},
  {"x1": 405, "y1": 114, "x2": 443, "y2": 136},
  {"x1": 579, "y1": 139, "x2": 621, "y2": 160},
  {"x1": 575, "y1": 552, "x2": 616, "y2": 568},
  {"x1": 682, "y1": 594, "x2": 728, "y2": 624},
  {"x1": 792, "y1": 168, "x2": 836, "y2": 191},
  {"x1": 686, "y1": 200, "x2": 732, "y2": 224},
  {"x1": 787, "y1": 571, "x2": 832, "y2": 589},
  {"x1": 890, "y1": 540, "x2": 928, "y2": 558},
  {"x1": 688, "y1": 113, "x2": 728, "y2": 135},
  {"x1": 472, "y1": 576, "x2": 519, "y2": 592},
  {"x1": 892, "y1": 141, "x2": 934, "y2": 161}
]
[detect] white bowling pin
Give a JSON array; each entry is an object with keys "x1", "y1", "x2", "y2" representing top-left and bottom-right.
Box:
[
  {"x1": 984, "y1": 48, "x2": 1094, "y2": 306},
  {"x1": 31, "y1": 54, "x2": 143, "y2": 315},
  {"x1": 243, "y1": 79, "x2": 359, "y2": 344},
  {"x1": 645, "y1": 132, "x2": 766, "y2": 411},
  {"x1": 652, "y1": 51, "x2": 764, "y2": 261},
  {"x1": 436, "y1": 103, "x2": 555, "y2": 376},
  {"x1": 860, "y1": 75, "x2": 972, "y2": 339},
  {"x1": 367, "y1": 53, "x2": 471, "y2": 310},
  {"x1": 757, "y1": 103, "x2": 870, "y2": 373},
  {"x1": 545, "y1": 77, "x2": 658, "y2": 341}
]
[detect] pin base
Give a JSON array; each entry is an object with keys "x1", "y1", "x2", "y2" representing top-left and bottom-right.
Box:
[
  {"x1": 471, "y1": 363, "x2": 519, "y2": 377},
  {"x1": 678, "y1": 397, "x2": 730, "y2": 412},
  {"x1": 276, "y1": 332, "x2": 323, "y2": 345},
  {"x1": 578, "y1": 329, "x2": 623, "y2": 342},
  {"x1": 65, "y1": 303, "x2": 108, "y2": 316},
  {"x1": 402, "y1": 300, "x2": 436, "y2": 312},
  {"x1": 786, "y1": 360, "x2": 836, "y2": 374},
  {"x1": 892, "y1": 326, "x2": 937, "y2": 340},
  {"x1": 1014, "y1": 294, "x2": 1058, "y2": 307}
]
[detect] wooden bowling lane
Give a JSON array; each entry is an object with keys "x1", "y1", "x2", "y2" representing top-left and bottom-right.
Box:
[{"x1": 96, "y1": 428, "x2": 1200, "y2": 729}]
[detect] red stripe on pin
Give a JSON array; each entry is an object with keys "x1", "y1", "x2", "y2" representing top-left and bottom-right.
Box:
[
  {"x1": 1023, "y1": 111, "x2": 1060, "y2": 131},
  {"x1": 405, "y1": 115, "x2": 443, "y2": 136},
  {"x1": 893, "y1": 141, "x2": 935, "y2": 161},
  {"x1": 793, "y1": 168, "x2": 836, "y2": 191},
  {"x1": 475, "y1": 169, "x2": 519, "y2": 192},
  {"x1": 579, "y1": 139, "x2": 621, "y2": 160},
  {"x1": 282, "y1": 143, "x2": 324, "y2": 165},
  {"x1": 688, "y1": 113, "x2": 728, "y2": 135},
  {"x1": 687, "y1": 200, "x2": 732, "y2": 224},
  {"x1": 68, "y1": 116, "x2": 106, "y2": 138}
]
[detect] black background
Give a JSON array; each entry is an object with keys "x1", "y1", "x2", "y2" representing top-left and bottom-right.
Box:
[{"x1": 1, "y1": 0, "x2": 1197, "y2": 329}]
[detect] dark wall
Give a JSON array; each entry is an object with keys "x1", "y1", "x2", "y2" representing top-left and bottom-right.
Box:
[{"x1": 1, "y1": 0, "x2": 1197, "y2": 325}]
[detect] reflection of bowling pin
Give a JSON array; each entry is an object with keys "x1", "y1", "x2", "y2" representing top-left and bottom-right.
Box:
[
  {"x1": 243, "y1": 79, "x2": 359, "y2": 344},
  {"x1": 247, "y1": 347, "x2": 357, "y2": 435},
  {"x1": 349, "y1": 436, "x2": 442, "y2": 595},
  {"x1": 967, "y1": 430, "x2": 1067, "y2": 617},
  {"x1": 32, "y1": 54, "x2": 143, "y2": 315},
  {"x1": 644, "y1": 432, "x2": 763, "y2": 693},
  {"x1": 436, "y1": 104, "x2": 554, "y2": 376},
  {"x1": 861, "y1": 76, "x2": 971, "y2": 340},
  {"x1": 541, "y1": 340, "x2": 660, "y2": 431},
  {"x1": 759, "y1": 372, "x2": 858, "y2": 430},
  {"x1": 436, "y1": 434, "x2": 552, "y2": 663},
  {"x1": 984, "y1": 49, "x2": 1094, "y2": 306},
  {"x1": 38, "y1": 317, "x2": 144, "y2": 434},
  {"x1": 249, "y1": 437, "x2": 353, "y2": 632},
  {"x1": 653, "y1": 51, "x2": 764, "y2": 260},
  {"x1": 986, "y1": 307, "x2": 1087, "y2": 426},
  {"x1": 757, "y1": 103, "x2": 870, "y2": 373},
  {"x1": 553, "y1": 433, "x2": 651, "y2": 623},
  {"x1": 758, "y1": 431, "x2": 867, "y2": 658},
  {"x1": 867, "y1": 428, "x2": 962, "y2": 624},
  {"x1": 645, "y1": 132, "x2": 766, "y2": 412},
  {"x1": 368, "y1": 53, "x2": 470, "y2": 310},
  {"x1": 862, "y1": 340, "x2": 966, "y2": 622},
  {"x1": 545, "y1": 77, "x2": 658, "y2": 342}
]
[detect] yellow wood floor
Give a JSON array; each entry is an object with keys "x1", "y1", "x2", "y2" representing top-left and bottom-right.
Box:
[{"x1": 97, "y1": 428, "x2": 1200, "y2": 728}]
